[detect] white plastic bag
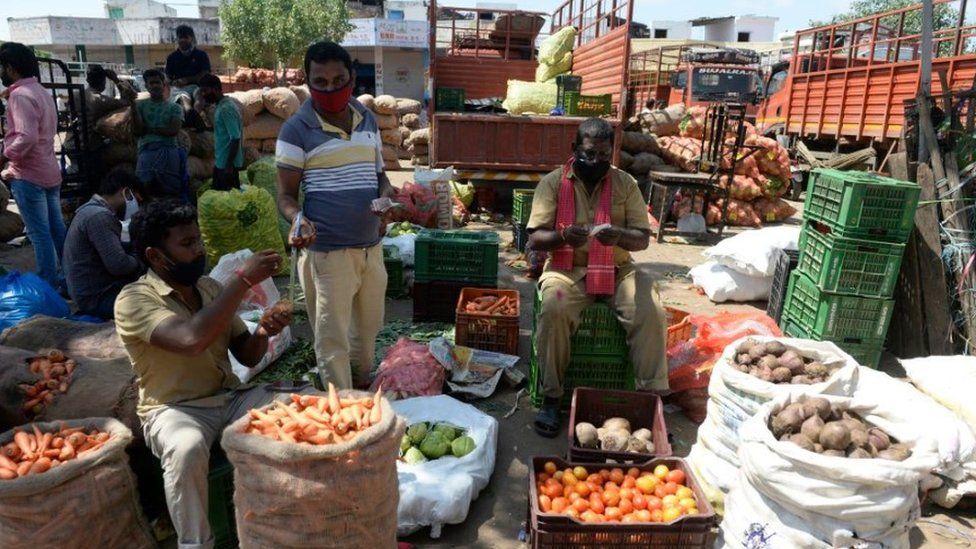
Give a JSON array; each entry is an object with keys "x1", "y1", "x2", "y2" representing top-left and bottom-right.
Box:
[
  {"x1": 209, "y1": 250, "x2": 292, "y2": 382},
  {"x1": 721, "y1": 393, "x2": 940, "y2": 549},
  {"x1": 391, "y1": 395, "x2": 498, "y2": 538},
  {"x1": 703, "y1": 225, "x2": 800, "y2": 277},
  {"x1": 383, "y1": 233, "x2": 418, "y2": 267},
  {"x1": 900, "y1": 356, "x2": 976, "y2": 433},
  {"x1": 209, "y1": 249, "x2": 280, "y2": 313},
  {"x1": 689, "y1": 260, "x2": 772, "y2": 302}
]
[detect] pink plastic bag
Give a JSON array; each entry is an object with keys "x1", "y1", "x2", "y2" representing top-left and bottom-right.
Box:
[{"x1": 369, "y1": 338, "x2": 445, "y2": 399}]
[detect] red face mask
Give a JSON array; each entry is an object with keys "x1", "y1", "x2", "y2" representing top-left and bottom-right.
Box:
[{"x1": 309, "y1": 82, "x2": 353, "y2": 114}]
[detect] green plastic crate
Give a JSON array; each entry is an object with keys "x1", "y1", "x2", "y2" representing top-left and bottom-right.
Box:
[
  {"x1": 782, "y1": 271, "x2": 894, "y2": 343},
  {"x1": 803, "y1": 168, "x2": 920, "y2": 243},
  {"x1": 383, "y1": 245, "x2": 405, "y2": 298},
  {"x1": 414, "y1": 229, "x2": 499, "y2": 284},
  {"x1": 512, "y1": 189, "x2": 535, "y2": 225},
  {"x1": 533, "y1": 290, "x2": 628, "y2": 357},
  {"x1": 563, "y1": 91, "x2": 611, "y2": 117},
  {"x1": 208, "y1": 459, "x2": 237, "y2": 549},
  {"x1": 797, "y1": 223, "x2": 905, "y2": 298},
  {"x1": 529, "y1": 341, "x2": 634, "y2": 408},
  {"x1": 782, "y1": 319, "x2": 883, "y2": 368},
  {"x1": 435, "y1": 87, "x2": 465, "y2": 112}
]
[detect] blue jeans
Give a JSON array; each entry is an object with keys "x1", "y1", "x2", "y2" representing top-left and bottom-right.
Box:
[{"x1": 10, "y1": 180, "x2": 66, "y2": 289}]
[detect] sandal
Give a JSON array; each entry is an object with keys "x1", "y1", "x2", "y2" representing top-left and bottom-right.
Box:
[{"x1": 533, "y1": 405, "x2": 561, "y2": 438}]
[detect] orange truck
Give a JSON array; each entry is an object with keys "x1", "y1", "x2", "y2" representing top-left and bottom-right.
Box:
[
  {"x1": 427, "y1": 0, "x2": 634, "y2": 184},
  {"x1": 755, "y1": 0, "x2": 976, "y2": 188},
  {"x1": 628, "y1": 44, "x2": 763, "y2": 114}
]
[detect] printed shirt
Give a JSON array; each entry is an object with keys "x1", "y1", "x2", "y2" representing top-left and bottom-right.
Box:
[
  {"x1": 2, "y1": 77, "x2": 61, "y2": 187},
  {"x1": 275, "y1": 99, "x2": 384, "y2": 252},
  {"x1": 115, "y1": 271, "x2": 248, "y2": 417},
  {"x1": 213, "y1": 96, "x2": 244, "y2": 169},
  {"x1": 527, "y1": 166, "x2": 650, "y2": 280},
  {"x1": 135, "y1": 99, "x2": 183, "y2": 151}
]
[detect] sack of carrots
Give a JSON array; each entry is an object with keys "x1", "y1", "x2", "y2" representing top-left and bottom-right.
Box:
[
  {"x1": 0, "y1": 418, "x2": 156, "y2": 549},
  {"x1": 0, "y1": 345, "x2": 140, "y2": 439},
  {"x1": 221, "y1": 388, "x2": 406, "y2": 548}
]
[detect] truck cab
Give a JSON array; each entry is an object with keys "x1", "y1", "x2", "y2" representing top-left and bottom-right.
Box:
[
  {"x1": 755, "y1": 60, "x2": 791, "y2": 136},
  {"x1": 668, "y1": 63, "x2": 761, "y2": 109}
]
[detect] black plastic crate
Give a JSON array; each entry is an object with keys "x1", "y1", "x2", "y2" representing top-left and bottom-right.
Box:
[
  {"x1": 413, "y1": 279, "x2": 497, "y2": 322},
  {"x1": 767, "y1": 248, "x2": 800, "y2": 323},
  {"x1": 512, "y1": 222, "x2": 529, "y2": 253}
]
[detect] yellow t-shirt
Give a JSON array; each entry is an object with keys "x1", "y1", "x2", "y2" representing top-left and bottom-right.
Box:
[
  {"x1": 526, "y1": 166, "x2": 651, "y2": 279},
  {"x1": 115, "y1": 270, "x2": 248, "y2": 417}
]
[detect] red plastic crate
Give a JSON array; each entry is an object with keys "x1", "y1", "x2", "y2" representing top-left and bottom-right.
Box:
[
  {"x1": 527, "y1": 456, "x2": 717, "y2": 548},
  {"x1": 455, "y1": 288, "x2": 520, "y2": 355},
  {"x1": 567, "y1": 388, "x2": 672, "y2": 462}
]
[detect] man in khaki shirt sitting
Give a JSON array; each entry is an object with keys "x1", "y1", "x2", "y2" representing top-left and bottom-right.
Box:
[
  {"x1": 115, "y1": 198, "x2": 291, "y2": 549},
  {"x1": 527, "y1": 118, "x2": 668, "y2": 438}
]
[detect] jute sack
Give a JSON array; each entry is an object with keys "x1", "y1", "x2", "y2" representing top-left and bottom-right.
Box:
[
  {"x1": 375, "y1": 112, "x2": 399, "y2": 130},
  {"x1": 0, "y1": 344, "x2": 140, "y2": 439},
  {"x1": 247, "y1": 113, "x2": 284, "y2": 140},
  {"x1": 407, "y1": 128, "x2": 429, "y2": 146},
  {"x1": 381, "y1": 128, "x2": 403, "y2": 147},
  {"x1": 0, "y1": 418, "x2": 155, "y2": 549},
  {"x1": 0, "y1": 317, "x2": 127, "y2": 360},
  {"x1": 374, "y1": 95, "x2": 398, "y2": 115},
  {"x1": 225, "y1": 94, "x2": 254, "y2": 126},
  {"x1": 190, "y1": 131, "x2": 215, "y2": 160},
  {"x1": 382, "y1": 144, "x2": 399, "y2": 163},
  {"x1": 188, "y1": 155, "x2": 214, "y2": 181},
  {"x1": 401, "y1": 113, "x2": 420, "y2": 129},
  {"x1": 261, "y1": 139, "x2": 277, "y2": 154},
  {"x1": 396, "y1": 98, "x2": 422, "y2": 116},
  {"x1": 0, "y1": 182, "x2": 9, "y2": 213},
  {"x1": 95, "y1": 107, "x2": 134, "y2": 143},
  {"x1": 0, "y1": 211, "x2": 24, "y2": 243},
  {"x1": 634, "y1": 104, "x2": 686, "y2": 137},
  {"x1": 221, "y1": 390, "x2": 405, "y2": 548},
  {"x1": 357, "y1": 94, "x2": 376, "y2": 112},
  {"x1": 263, "y1": 87, "x2": 300, "y2": 120},
  {"x1": 289, "y1": 85, "x2": 309, "y2": 103}
]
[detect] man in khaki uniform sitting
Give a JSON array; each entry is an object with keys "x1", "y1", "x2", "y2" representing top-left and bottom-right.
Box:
[
  {"x1": 115, "y1": 198, "x2": 291, "y2": 548},
  {"x1": 527, "y1": 118, "x2": 668, "y2": 437}
]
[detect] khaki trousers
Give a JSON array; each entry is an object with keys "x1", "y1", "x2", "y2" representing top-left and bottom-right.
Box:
[
  {"x1": 299, "y1": 243, "x2": 387, "y2": 389},
  {"x1": 536, "y1": 265, "x2": 669, "y2": 398},
  {"x1": 141, "y1": 387, "x2": 278, "y2": 549}
]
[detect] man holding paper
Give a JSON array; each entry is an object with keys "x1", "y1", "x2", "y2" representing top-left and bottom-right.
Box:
[{"x1": 527, "y1": 118, "x2": 668, "y2": 437}]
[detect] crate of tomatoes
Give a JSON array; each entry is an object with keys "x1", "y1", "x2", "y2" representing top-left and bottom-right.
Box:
[
  {"x1": 527, "y1": 456, "x2": 717, "y2": 548},
  {"x1": 455, "y1": 288, "x2": 520, "y2": 355}
]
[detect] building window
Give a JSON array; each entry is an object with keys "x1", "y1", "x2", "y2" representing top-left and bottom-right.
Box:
[
  {"x1": 389, "y1": 9, "x2": 404, "y2": 20},
  {"x1": 479, "y1": 12, "x2": 494, "y2": 21},
  {"x1": 737, "y1": 31, "x2": 751, "y2": 42},
  {"x1": 654, "y1": 29, "x2": 668, "y2": 39},
  {"x1": 108, "y1": 7, "x2": 124, "y2": 19}
]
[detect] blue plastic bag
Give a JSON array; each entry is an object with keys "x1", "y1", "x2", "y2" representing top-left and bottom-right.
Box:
[{"x1": 0, "y1": 272, "x2": 70, "y2": 332}]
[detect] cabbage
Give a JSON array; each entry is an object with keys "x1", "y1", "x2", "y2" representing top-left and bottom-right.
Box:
[
  {"x1": 407, "y1": 422, "x2": 429, "y2": 445},
  {"x1": 403, "y1": 447, "x2": 427, "y2": 464},
  {"x1": 432, "y1": 423, "x2": 459, "y2": 442},
  {"x1": 419, "y1": 431, "x2": 450, "y2": 459},
  {"x1": 451, "y1": 435, "x2": 476, "y2": 458}
]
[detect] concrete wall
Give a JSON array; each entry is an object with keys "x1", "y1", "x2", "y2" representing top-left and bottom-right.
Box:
[
  {"x1": 379, "y1": 49, "x2": 425, "y2": 100},
  {"x1": 105, "y1": 0, "x2": 176, "y2": 18},
  {"x1": 647, "y1": 20, "x2": 692, "y2": 40},
  {"x1": 702, "y1": 19, "x2": 736, "y2": 42},
  {"x1": 734, "y1": 17, "x2": 778, "y2": 43},
  {"x1": 385, "y1": 0, "x2": 428, "y2": 21},
  {"x1": 9, "y1": 16, "x2": 220, "y2": 47}
]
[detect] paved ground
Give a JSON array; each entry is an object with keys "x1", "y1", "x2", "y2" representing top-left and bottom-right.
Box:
[{"x1": 1, "y1": 167, "x2": 974, "y2": 547}]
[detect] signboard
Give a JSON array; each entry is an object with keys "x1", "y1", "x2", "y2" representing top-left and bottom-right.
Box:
[{"x1": 342, "y1": 18, "x2": 428, "y2": 49}]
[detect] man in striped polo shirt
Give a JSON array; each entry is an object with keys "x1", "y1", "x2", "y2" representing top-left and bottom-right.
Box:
[{"x1": 276, "y1": 41, "x2": 394, "y2": 390}]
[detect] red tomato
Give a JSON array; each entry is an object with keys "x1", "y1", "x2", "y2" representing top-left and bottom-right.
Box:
[
  {"x1": 589, "y1": 493, "x2": 606, "y2": 514},
  {"x1": 572, "y1": 497, "x2": 590, "y2": 513},
  {"x1": 552, "y1": 497, "x2": 569, "y2": 513},
  {"x1": 663, "y1": 481, "x2": 680, "y2": 496},
  {"x1": 581, "y1": 510, "x2": 602, "y2": 523},
  {"x1": 602, "y1": 490, "x2": 621, "y2": 507},
  {"x1": 605, "y1": 507, "x2": 623, "y2": 522},
  {"x1": 619, "y1": 488, "x2": 634, "y2": 501},
  {"x1": 599, "y1": 469, "x2": 612, "y2": 481},
  {"x1": 653, "y1": 484, "x2": 668, "y2": 499},
  {"x1": 636, "y1": 509, "x2": 653, "y2": 522},
  {"x1": 622, "y1": 476, "x2": 637, "y2": 490},
  {"x1": 539, "y1": 495, "x2": 552, "y2": 512},
  {"x1": 575, "y1": 482, "x2": 591, "y2": 498},
  {"x1": 627, "y1": 467, "x2": 641, "y2": 478},
  {"x1": 544, "y1": 461, "x2": 557, "y2": 475},
  {"x1": 619, "y1": 499, "x2": 635, "y2": 515},
  {"x1": 646, "y1": 496, "x2": 663, "y2": 511},
  {"x1": 653, "y1": 464, "x2": 670, "y2": 480},
  {"x1": 666, "y1": 469, "x2": 686, "y2": 485},
  {"x1": 604, "y1": 481, "x2": 620, "y2": 493},
  {"x1": 609, "y1": 468, "x2": 625, "y2": 485},
  {"x1": 649, "y1": 509, "x2": 664, "y2": 523},
  {"x1": 632, "y1": 493, "x2": 648, "y2": 510}
]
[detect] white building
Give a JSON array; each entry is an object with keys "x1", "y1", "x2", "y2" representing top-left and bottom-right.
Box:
[
  {"x1": 104, "y1": 0, "x2": 176, "y2": 19},
  {"x1": 645, "y1": 20, "x2": 693, "y2": 40},
  {"x1": 384, "y1": 1, "x2": 428, "y2": 21},
  {"x1": 692, "y1": 15, "x2": 779, "y2": 43},
  {"x1": 341, "y1": 18, "x2": 429, "y2": 100}
]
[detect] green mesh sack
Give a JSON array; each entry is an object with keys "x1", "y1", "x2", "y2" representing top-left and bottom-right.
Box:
[
  {"x1": 502, "y1": 80, "x2": 557, "y2": 115},
  {"x1": 198, "y1": 185, "x2": 289, "y2": 275},
  {"x1": 538, "y1": 26, "x2": 577, "y2": 66},
  {"x1": 246, "y1": 156, "x2": 277, "y2": 196},
  {"x1": 535, "y1": 52, "x2": 572, "y2": 83}
]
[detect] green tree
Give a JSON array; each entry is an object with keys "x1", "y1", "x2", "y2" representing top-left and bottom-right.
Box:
[
  {"x1": 220, "y1": 0, "x2": 353, "y2": 82},
  {"x1": 810, "y1": 0, "x2": 959, "y2": 35}
]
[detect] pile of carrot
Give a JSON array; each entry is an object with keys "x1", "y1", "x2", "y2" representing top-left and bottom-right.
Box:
[
  {"x1": 18, "y1": 349, "x2": 75, "y2": 417},
  {"x1": 0, "y1": 423, "x2": 110, "y2": 480},
  {"x1": 462, "y1": 295, "x2": 517, "y2": 316},
  {"x1": 245, "y1": 384, "x2": 383, "y2": 445}
]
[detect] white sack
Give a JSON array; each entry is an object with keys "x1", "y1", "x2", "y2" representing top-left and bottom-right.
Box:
[
  {"x1": 690, "y1": 260, "x2": 772, "y2": 302},
  {"x1": 383, "y1": 232, "x2": 418, "y2": 267},
  {"x1": 703, "y1": 225, "x2": 800, "y2": 277},
  {"x1": 392, "y1": 395, "x2": 498, "y2": 538}
]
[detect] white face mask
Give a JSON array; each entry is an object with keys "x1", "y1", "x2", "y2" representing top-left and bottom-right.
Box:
[{"x1": 123, "y1": 188, "x2": 139, "y2": 221}]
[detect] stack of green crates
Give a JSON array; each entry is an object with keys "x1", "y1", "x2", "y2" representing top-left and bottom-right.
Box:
[
  {"x1": 529, "y1": 290, "x2": 633, "y2": 408},
  {"x1": 511, "y1": 189, "x2": 534, "y2": 253},
  {"x1": 412, "y1": 229, "x2": 500, "y2": 322},
  {"x1": 383, "y1": 245, "x2": 405, "y2": 298},
  {"x1": 781, "y1": 168, "x2": 920, "y2": 367}
]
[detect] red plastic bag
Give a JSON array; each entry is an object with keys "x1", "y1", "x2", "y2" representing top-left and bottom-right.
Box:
[
  {"x1": 392, "y1": 183, "x2": 438, "y2": 227},
  {"x1": 688, "y1": 311, "x2": 782, "y2": 355},
  {"x1": 369, "y1": 338, "x2": 445, "y2": 399}
]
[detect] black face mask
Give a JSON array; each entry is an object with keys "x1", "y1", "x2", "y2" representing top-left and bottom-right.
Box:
[
  {"x1": 574, "y1": 150, "x2": 611, "y2": 183},
  {"x1": 160, "y1": 252, "x2": 206, "y2": 286}
]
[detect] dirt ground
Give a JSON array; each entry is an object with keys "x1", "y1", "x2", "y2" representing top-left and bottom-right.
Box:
[{"x1": 1, "y1": 168, "x2": 974, "y2": 547}]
